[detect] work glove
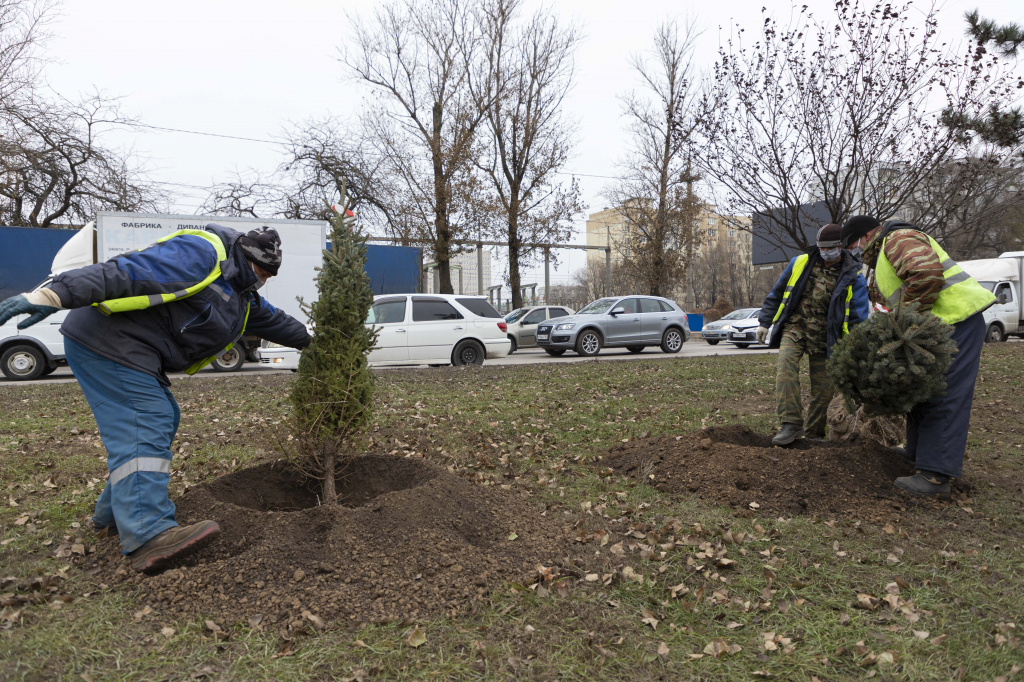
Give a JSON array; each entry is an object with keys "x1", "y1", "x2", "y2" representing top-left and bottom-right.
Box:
[
  {"x1": 755, "y1": 326, "x2": 769, "y2": 344},
  {"x1": 0, "y1": 290, "x2": 62, "y2": 329}
]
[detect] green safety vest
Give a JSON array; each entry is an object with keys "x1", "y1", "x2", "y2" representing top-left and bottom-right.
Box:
[
  {"x1": 875, "y1": 232, "x2": 995, "y2": 325},
  {"x1": 771, "y1": 254, "x2": 855, "y2": 335},
  {"x1": 93, "y1": 229, "x2": 250, "y2": 375}
]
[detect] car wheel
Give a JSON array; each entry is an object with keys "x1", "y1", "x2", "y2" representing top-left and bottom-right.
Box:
[
  {"x1": 661, "y1": 327, "x2": 684, "y2": 353},
  {"x1": 1, "y1": 344, "x2": 47, "y2": 381},
  {"x1": 734, "y1": 343, "x2": 751, "y2": 349},
  {"x1": 985, "y1": 324, "x2": 1004, "y2": 343},
  {"x1": 42, "y1": 363, "x2": 58, "y2": 376},
  {"x1": 544, "y1": 348, "x2": 566, "y2": 356},
  {"x1": 575, "y1": 329, "x2": 602, "y2": 357},
  {"x1": 452, "y1": 339, "x2": 485, "y2": 366},
  {"x1": 706, "y1": 339, "x2": 720, "y2": 345},
  {"x1": 626, "y1": 345, "x2": 644, "y2": 353},
  {"x1": 508, "y1": 336, "x2": 517, "y2": 354},
  {"x1": 212, "y1": 347, "x2": 246, "y2": 372}
]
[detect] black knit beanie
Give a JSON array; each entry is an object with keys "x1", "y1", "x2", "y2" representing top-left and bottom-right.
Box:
[
  {"x1": 840, "y1": 215, "x2": 881, "y2": 247},
  {"x1": 237, "y1": 226, "x2": 282, "y2": 276}
]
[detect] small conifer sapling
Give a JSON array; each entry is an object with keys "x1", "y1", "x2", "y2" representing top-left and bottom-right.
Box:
[{"x1": 289, "y1": 195, "x2": 377, "y2": 504}]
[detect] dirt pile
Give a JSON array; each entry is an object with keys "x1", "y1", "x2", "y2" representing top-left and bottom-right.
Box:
[
  {"x1": 88, "y1": 455, "x2": 586, "y2": 631},
  {"x1": 602, "y1": 425, "x2": 968, "y2": 519}
]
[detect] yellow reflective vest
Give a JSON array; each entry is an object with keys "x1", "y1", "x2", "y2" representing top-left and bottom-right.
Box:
[
  {"x1": 771, "y1": 254, "x2": 857, "y2": 335},
  {"x1": 875, "y1": 232, "x2": 995, "y2": 325}
]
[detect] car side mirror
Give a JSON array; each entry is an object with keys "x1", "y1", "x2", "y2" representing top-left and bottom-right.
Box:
[
  {"x1": 610, "y1": 307, "x2": 625, "y2": 316},
  {"x1": 998, "y1": 294, "x2": 1008, "y2": 305}
]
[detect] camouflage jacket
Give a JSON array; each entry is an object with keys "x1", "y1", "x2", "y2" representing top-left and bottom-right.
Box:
[
  {"x1": 786, "y1": 259, "x2": 841, "y2": 355},
  {"x1": 862, "y1": 222, "x2": 945, "y2": 313}
]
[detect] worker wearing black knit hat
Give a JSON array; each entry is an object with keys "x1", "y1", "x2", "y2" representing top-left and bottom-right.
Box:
[
  {"x1": 840, "y1": 214, "x2": 995, "y2": 498},
  {"x1": 755, "y1": 224, "x2": 871, "y2": 446},
  {"x1": 0, "y1": 223, "x2": 311, "y2": 573}
]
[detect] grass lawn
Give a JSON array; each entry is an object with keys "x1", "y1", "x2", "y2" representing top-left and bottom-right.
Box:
[{"x1": 1, "y1": 346, "x2": 1023, "y2": 681}]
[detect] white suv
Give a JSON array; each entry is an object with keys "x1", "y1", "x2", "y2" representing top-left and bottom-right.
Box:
[{"x1": 261, "y1": 294, "x2": 511, "y2": 369}]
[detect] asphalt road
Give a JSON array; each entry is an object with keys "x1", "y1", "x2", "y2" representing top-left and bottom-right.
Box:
[{"x1": 0, "y1": 340, "x2": 776, "y2": 386}]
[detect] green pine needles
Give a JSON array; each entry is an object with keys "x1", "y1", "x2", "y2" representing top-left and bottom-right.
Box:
[
  {"x1": 290, "y1": 199, "x2": 378, "y2": 504},
  {"x1": 827, "y1": 303, "x2": 957, "y2": 417}
]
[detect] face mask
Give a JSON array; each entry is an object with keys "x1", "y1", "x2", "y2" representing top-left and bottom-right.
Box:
[
  {"x1": 848, "y1": 246, "x2": 864, "y2": 259},
  {"x1": 820, "y1": 247, "x2": 841, "y2": 262},
  {"x1": 248, "y1": 262, "x2": 267, "y2": 291}
]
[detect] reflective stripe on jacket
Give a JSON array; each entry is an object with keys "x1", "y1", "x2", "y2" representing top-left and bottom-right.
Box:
[
  {"x1": 875, "y1": 230, "x2": 995, "y2": 325},
  {"x1": 95, "y1": 230, "x2": 227, "y2": 314}
]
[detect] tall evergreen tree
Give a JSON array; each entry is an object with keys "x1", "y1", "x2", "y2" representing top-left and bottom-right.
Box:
[{"x1": 289, "y1": 194, "x2": 377, "y2": 504}]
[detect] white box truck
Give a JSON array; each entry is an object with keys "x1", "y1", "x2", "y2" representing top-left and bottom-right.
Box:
[
  {"x1": 0, "y1": 212, "x2": 326, "y2": 380},
  {"x1": 960, "y1": 251, "x2": 1024, "y2": 343}
]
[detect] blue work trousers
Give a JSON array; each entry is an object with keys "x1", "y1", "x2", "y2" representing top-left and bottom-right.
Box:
[
  {"x1": 64, "y1": 338, "x2": 179, "y2": 553},
  {"x1": 906, "y1": 311, "x2": 986, "y2": 478}
]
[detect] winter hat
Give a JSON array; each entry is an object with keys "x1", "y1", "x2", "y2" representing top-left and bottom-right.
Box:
[
  {"x1": 237, "y1": 226, "x2": 282, "y2": 276},
  {"x1": 816, "y1": 223, "x2": 842, "y2": 248},
  {"x1": 840, "y1": 215, "x2": 881, "y2": 247}
]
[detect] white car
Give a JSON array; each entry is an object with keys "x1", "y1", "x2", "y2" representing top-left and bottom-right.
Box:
[{"x1": 261, "y1": 294, "x2": 511, "y2": 369}]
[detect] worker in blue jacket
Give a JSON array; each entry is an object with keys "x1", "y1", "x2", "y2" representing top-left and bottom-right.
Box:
[
  {"x1": 0, "y1": 224, "x2": 310, "y2": 572},
  {"x1": 755, "y1": 223, "x2": 871, "y2": 445}
]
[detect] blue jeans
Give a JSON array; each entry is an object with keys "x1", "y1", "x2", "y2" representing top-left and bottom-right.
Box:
[
  {"x1": 64, "y1": 338, "x2": 179, "y2": 553},
  {"x1": 906, "y1": 312, "x2": 986, "y2": 478}
]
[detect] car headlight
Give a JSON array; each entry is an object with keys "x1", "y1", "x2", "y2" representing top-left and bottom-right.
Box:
[
  {"x1": 555, "y1": 323, "x2": 576, "y2": 330},
  {"x1": 722, "y1": 325, "x2": 735, "y2": 332}
]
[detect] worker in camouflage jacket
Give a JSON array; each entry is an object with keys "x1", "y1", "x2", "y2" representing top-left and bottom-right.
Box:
[
  {"x1": 0, "y1": 225, "x2": 311, "y2": 571},
  {"x1": 756, "y1": 224, "x2": 870, "y2": 446},
  {"x1": 841, "y1": 216, "x2": 995, "y2": 498}
]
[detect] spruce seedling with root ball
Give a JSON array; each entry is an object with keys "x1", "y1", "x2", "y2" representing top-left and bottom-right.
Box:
[
  {"x1": 289, "y1": 191, "x2": 377, "y2": 504},
  {"x1": 827, "y1": 301, "x2": 957, "y2": 418}
]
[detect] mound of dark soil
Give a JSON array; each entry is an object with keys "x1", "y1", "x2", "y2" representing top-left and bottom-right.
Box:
[
  {"x1": 603, "y1": 425, "x2": 969, "y2": 520},
  {"x1": 90, "y1": 455, "x2": 586, "y2": 631}
]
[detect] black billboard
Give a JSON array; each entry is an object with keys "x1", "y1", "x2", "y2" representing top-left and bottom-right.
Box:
[{"x1": 751, "y1": 201, "x2": 834, "y2": 265}]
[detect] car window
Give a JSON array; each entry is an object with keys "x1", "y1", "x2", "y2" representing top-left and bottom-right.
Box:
[
  {"x1": 658, "y1": 300, "x2": 675, "y2": 312},
  {"x1": 366, "y1": 298, "x2": 406, "y2": 324},
  {"x1": 505, "y1": 308, "x2": 527, "y2": 323},
  {"x1": 577, "y1": 298, "x2": 616, "y2": 314},
  {"x1": 720, "y1": 309, "x2": 746, "y2": 320},
  {"x1": 456, "y1": 297, "x2": 502, "y2": 318},
  {"x1": 745, "y1": 309, "x2": 759, "y2": 317},
  {"x1": 412, "y1": 298, "x2": 463, "y2": 321},
  {"x1": 639, "y1": 299, "x2": 661, "y2": 314},
  {"x1": 615, "y1": 298, "x2": 638, "y2": 314},
  {"x1": 522, "y1": 309, "x2": 546, "y2": 325},
  {"x1": 549, "y1": 308, "x2": 571, "y2": 318},
  {"x1": 995, "y1": 283, "x2": 1013, "y2": 302}
]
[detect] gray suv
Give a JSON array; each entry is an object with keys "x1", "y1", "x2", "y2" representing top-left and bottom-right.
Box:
[{"x1": 535, "y1": 295, "x2": 690, "y2": 357}]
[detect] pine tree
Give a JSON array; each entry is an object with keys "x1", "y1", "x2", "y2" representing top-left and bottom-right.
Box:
[
  {"x1": 289, "y1": 194, "x2": 377, "y2": 504},
  {"x1": 827, "y1": 303, "x2": 957, "y2": 418}
]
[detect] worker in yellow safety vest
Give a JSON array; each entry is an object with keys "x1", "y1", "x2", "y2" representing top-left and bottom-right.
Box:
[{"x1": 840, "y1": 215, "x2": 995, "y2": 498}]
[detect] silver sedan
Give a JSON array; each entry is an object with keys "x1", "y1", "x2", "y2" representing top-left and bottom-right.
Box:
[{"x1": 535, "y1": 295, "x2": 690, "y2": 357}]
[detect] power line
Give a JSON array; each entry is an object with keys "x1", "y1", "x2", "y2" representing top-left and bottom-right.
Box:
[{"x1": 126, "y1": 120, "x2": 620, "y2": 180}]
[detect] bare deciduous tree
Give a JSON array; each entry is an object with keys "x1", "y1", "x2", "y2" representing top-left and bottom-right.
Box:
[
  {"x1": 343, "y1": 0, "x2": 490, "y2": 293},
  {"x1": 0, "y1": 93, "x2": 163, "y2": 227},
  {"x1": 607, "y1": 21, "x2": 704, "y2": 297},
  {"x1": 698, "y1": 1, "x2": 1022, "y2": 252},
  {"x1": 0, "y1": 0, "x2": 52, "y2": 105},
  {"x1": 476, "y1": 0, "x2": 583, "y2": 308}
]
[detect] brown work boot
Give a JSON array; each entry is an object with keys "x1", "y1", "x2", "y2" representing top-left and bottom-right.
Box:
[{"x1": 130, "y1": 521, "x2": 221, "y2": 573}]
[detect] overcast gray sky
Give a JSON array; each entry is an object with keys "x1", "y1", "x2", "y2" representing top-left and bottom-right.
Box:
[{"x1": 44, "y1": 0, "x2": 1021, "y2": 293}]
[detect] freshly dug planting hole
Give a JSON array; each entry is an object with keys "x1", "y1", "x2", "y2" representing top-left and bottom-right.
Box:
[
  {"x1": 206, "y1": 456, "x2": 434, "y2": 511},
  {"x1": 89, "y1": 454, "x2": 589, "y2": 629},
  {"x1": 604, "y1": 425, "x2": 971, "y2": 520}
]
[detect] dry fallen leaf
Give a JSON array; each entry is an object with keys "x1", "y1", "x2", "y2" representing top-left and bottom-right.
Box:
[
  {"x1": 407, "y1": 626, "x2": 426, "y2": 648},
  {"x1": 657, "y1": 641, "x2": 670, "y2": 657},
  {"x1": 930, "y1": 634, "x2": 947, "y2": 646},
  {"x1": 641, "y1": 609, "x2": 660, "y2": 630},
  {"x1": 161, "y1": 626, "x2": 175, "y2": 638},
  {"x1": 703, "y1": 638, "x2": 742, "y2": 658}
]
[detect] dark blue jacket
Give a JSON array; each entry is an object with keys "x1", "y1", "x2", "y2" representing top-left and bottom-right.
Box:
[
  {"x1": 48, "y1": 223, "x2": 310, "y2": 385},
  {"x1": 757, "y1": 248, "x2": 871, "y2": 357}
]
